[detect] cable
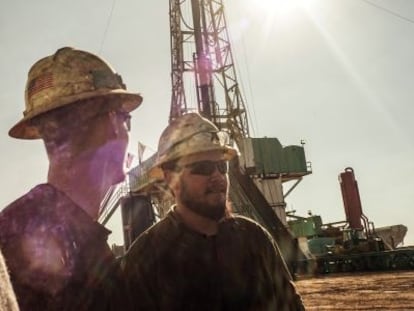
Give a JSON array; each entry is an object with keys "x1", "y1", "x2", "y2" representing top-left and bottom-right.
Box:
[
  {"x1": 360, "y1": 0, "x2": 414, "y2": 25},
  {"x1": 99, "y1": 0, "x2": 117, "y2": 53}
]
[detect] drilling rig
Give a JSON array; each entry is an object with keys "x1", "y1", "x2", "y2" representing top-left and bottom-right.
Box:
[{"x1": 100, "y1": 0, "x2": 312, "y2": 273}]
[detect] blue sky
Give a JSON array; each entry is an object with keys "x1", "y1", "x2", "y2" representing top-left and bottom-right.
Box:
[{"x1": 1, "y1": 0, "x2": 414, "y2": 246}]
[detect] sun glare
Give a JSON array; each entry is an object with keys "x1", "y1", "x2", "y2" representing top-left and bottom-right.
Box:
[{"x1": 253, "y1": 0, "x2": 312, "y2": 17}]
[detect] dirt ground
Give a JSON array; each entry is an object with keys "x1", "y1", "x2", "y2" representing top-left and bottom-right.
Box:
[{"x1": 295, "y1": 270, "x2": 414, "y2": 310}]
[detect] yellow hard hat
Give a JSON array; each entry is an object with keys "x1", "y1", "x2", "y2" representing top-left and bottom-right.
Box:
[
  {"x1": 9, "y1": 47, "x2": 143, "y2": 139},
  {"x1": 150, "y1": 113, "x2": 238, "y2": 180}
]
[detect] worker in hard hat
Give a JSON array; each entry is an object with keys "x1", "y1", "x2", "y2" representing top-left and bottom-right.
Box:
[
  {"x1": 122, "y1": 113, "x2": 305, "y2": 310},
  {"x1": 0, "y1": 47, "x2": 142, "y2": 311}
]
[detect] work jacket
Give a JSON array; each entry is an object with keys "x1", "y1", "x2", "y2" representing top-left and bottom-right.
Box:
[
  {"x1": 0, "y1": 183, "x2": 126, "y2": 311},
  {"x1": 123, "y1": 207, "x2": 305, "y2": 311}
]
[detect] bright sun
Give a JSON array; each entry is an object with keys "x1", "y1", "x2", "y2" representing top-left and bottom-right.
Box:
[{"x1": 253, "y1": 0, "x2": 312, "y2": 17}]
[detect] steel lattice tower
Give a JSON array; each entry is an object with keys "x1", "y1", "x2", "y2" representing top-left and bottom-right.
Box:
[{"x1": 169, "y1": 0, "x2": 250, "y2": 145}]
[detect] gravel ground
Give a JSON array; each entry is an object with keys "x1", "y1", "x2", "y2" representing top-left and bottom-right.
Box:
[{"x1": 295, "y1": 270, "x2": 414, "y2": 310}]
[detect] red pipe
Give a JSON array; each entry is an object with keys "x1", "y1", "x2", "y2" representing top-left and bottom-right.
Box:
[{"x1": 339, "y1": 167, "x2": 363, "y2": 230}]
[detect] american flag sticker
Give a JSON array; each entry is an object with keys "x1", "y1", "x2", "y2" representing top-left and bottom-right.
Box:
[{"x1": 27, "y1": 72, "x2": 54, "y2": 99}]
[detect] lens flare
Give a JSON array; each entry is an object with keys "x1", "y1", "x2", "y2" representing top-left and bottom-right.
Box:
[{"x1": 254, "y1": 0, "x2": 312, "y2": 16}]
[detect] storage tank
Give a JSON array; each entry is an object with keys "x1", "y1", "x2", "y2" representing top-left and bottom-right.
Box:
[{"x1": 339, "y1": 167, "x2": 363, "y2": 229}]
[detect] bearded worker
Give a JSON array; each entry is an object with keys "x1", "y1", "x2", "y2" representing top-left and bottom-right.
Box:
[{"x1": 122, "y1": 113, "x2": 305, "y2": 311}]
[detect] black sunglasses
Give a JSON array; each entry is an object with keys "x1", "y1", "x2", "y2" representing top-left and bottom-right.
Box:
[{"x1": 178, "y1": 160, "x2": 228, "y2": 176}]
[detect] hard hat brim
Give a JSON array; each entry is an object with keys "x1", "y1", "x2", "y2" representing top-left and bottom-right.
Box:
[{"x1": 9, "y1": 90, "x2": 143, "y2": 139}]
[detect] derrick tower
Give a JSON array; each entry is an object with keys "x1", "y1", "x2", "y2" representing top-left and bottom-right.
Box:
[{"x1": 169, "y1": 0, "x2": 249, "y2": 147}]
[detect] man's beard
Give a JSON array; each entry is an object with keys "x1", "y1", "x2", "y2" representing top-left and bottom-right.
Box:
[{"x1": 180, "y1": 180, "x2": 227, "y2": 221}]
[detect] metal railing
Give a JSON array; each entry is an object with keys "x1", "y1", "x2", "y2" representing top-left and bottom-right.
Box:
[{"x1": 98, "y1": 182, "x2": 129, "y2": 225}]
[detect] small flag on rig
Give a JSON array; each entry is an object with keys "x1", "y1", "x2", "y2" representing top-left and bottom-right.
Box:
[
  {"x1": 138, "y1": 141, "x2": 146, "y2": 165},
  {"x1": 125, "y1": 152, "x2": 134, "y2": 169}
]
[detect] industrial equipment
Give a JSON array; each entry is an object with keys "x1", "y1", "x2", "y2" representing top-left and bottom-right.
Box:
[
  {"x1": 99, "y1": 0, "x2": 312, "y2": 274},
  {"x1": 98, "y1": 1, "x2": 414, "y2": 276},
  {"x1": 289, "y1": 167, "x2": 414, "y2": 274}
]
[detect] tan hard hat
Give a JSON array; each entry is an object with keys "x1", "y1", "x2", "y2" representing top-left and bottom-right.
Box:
[
  {"x1": 9, "y1": 47, "x2": 143, "y2": 139},
  {"x1": 150, "y1": 113, "x2": 238, "y2": 180}
]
